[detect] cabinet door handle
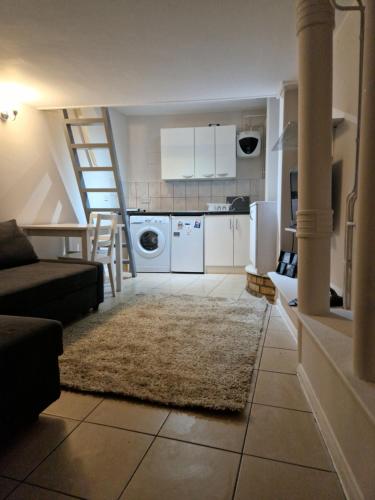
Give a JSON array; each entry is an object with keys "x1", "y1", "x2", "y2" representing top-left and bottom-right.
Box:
[
  {"x1": 229, "y1": 218, "x2": 232, "y2": 230},
  {"x1": 182, "y1": 175, "x2": 193, "y2": 178},
  {"x1": 235, "y1": 219, "x2": 238, "y2": 230},
  {"x1": 203, "y1": 174, "x2": 214, "y2": 177},
  {"x1": 217, "y1": 173, "x2": 228, "y2": 177}
]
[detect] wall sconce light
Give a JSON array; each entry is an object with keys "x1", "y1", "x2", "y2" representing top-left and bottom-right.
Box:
[
  {"x1": 0, "y1": 82, "x2": 38, "y2": 123},
  {"x1": 0, "y1": 109, "x2": 18, "y2": 122}
]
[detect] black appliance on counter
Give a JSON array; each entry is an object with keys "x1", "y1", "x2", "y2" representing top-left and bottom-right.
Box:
[{"x1": 226, "y1": 196, "x2": 250, "y2": 212}]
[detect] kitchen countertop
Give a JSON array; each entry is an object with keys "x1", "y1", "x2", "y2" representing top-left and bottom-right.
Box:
[{"x1": 127, "y1": 210, "x2": 250, "y2": 216}]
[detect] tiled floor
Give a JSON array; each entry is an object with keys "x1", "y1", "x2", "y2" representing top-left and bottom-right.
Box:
[{"x1": 0, "y1": 274, "x2": 345, "y2": 500}]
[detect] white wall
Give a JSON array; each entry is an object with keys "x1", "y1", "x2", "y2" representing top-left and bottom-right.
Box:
[
  {"x1": 110, "y1": 108, "x2": 129, "y2": 189},
  {"x1": 265, "y1": 97, "x2": 280, "y2": 202},
  {"x1": 331, "y1": 12, "x2": 360, "y2": 294},
  {"x1": 0, "y1": 105, "x2": 79, "y2": 257},
  {"x1": 116, "y1": 109, "x2": 266, "y2": 212},
  {"x1": 44, "y1": 109, "x2": 86, "y2": 223}
]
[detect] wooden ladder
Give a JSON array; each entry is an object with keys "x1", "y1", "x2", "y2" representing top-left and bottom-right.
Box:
[{"x1": 62, "y1": 107, "x2": 136, "y2": 277}]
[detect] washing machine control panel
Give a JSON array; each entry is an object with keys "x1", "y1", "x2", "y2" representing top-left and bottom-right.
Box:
[{"x1": 130, "y1": 215, "x2": 170, "y2": 225}]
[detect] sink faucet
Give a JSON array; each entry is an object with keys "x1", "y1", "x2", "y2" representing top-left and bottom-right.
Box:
[{"x1": 229, "y1": 196, "x2": 245, "y2": 211}]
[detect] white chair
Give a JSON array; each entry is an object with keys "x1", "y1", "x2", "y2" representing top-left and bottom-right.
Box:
[
  {"x1": 62, "y1": 212, "x2": 110, "y2": 256},
  {"x1": 90, "y1": 213, "x2": 117, "y2": 297},
  {"x1": 60, "y1": 212, "x2": 118, "y2": 297}
]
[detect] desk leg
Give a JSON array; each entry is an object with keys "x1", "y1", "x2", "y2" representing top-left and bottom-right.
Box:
[
  {"x1": 115, "y1": 229, "x2": 123, "y2": 292},
  {"x1": 81, "y1": 231, "x2": 91, "y2": 261}
]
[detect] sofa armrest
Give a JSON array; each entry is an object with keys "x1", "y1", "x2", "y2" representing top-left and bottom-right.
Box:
[
  {"x1": 0, "y1": 315, "x2": 63, "y2": 357},
  {"x1": 0, "y1": 315, "x2": 63, "y2": 433}
]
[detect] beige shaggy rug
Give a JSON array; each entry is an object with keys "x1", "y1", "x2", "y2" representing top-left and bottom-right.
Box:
[{"x1": 60, "y1": 293, "x2": 268, "y2": 411}]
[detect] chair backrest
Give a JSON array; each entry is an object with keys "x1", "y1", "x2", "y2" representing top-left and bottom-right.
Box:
[
  {"x1": 91, "y1": 213, "x2": 117, "y2": 260},
  {"x1": 89, "y1": 212, "x2": 98, "y2": 226},
  {"x1": 89, "y1": 212, "x2": 116, "y2": 240},
  {"x1": 89, "y1": 211, "x2": 111, "y2": 226}
]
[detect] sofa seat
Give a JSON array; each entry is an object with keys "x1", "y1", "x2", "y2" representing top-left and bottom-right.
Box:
[{"x1": 0, "y1": 260, "x2": 101, "y2": 319}]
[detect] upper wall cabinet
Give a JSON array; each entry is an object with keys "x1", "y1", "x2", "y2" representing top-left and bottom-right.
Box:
[
  {"x1": 195, "y1": 126, "x2": 215, "y2": 179},
  {"x1": 161, "y1": 127, "x2": 195, "y2": 180},
  {"x1": 161, "y1": 125, "x2": 236, "y2": 180},
  {"x1": 215, "y1": 125, "x2": 236, "y2": 179}
]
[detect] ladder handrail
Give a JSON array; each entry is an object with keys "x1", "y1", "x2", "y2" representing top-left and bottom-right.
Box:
[
  {"x1": 62, "y1": 109, "x2": 91, "y2": 221},
  {"x1": 101, "y1": 107, "x2": 136, "y2": 277}
]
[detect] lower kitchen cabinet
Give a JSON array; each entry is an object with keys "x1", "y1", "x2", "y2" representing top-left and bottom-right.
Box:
[
  {"x1": 205, "y1": 215, "x2": 233, "y2": 267},
  {"x1": 205, "y1": 214, "x2": 249, "y2": 271},
  {"x1": 233, "y1": 214, "x2": 250, "y2": 267}
]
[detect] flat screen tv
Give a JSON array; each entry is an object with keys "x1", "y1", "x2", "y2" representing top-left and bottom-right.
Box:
[
  {"x1": 290, "y1": 170, "x2": 298, "y2": 227},
  {"x1": 290, "y1": 169, "x2": 337, "y2": 229}
]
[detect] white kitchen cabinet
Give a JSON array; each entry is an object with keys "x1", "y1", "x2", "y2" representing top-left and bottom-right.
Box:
[
  {"x1": 205, "y1": 214, "x2": 249, "y2": 270},
  {"x1": 194, "y1": 126, "x2": 215, "y2": 179},
  {"x1": 215, "y1": 125, "x2": 236, "y2": 179},
  {"x1": 205, "y1": 215, "x2": 233, "y2": 267},
  {"x1": 249, "y1": 201, "x2": 277, "y2": 275},
  {"x1": 233, "y1": 214, "x2": 250, "y2": 266},
  {"x1": 161, "y1": 127, "x2": 195, "y2": 180},
  {"x1": 161, "y1": 125, "x2": 236, "y2": 180}
]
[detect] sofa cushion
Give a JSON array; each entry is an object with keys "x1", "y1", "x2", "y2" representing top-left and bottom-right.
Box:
[
  {"x1": 0, "y1": 219, "x2": 38, "y2": 270},
  {"x1": 0, "y1": 260, "x2": 98, "y2": 315}
]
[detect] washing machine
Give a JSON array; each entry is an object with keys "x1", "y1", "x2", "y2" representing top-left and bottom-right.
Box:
[{"x1": 130, "y1": 215, "x2": 171, "y2": 272}]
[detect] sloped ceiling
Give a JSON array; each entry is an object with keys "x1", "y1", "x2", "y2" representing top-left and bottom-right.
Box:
[{"x1": 0, "y1": 0, "x2": 298, "y2": 109}]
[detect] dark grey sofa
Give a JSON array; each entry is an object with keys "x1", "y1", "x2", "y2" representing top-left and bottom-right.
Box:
[
  {"x1": 0, "y1": 219, "x2": 104, "y2": 323},
  {"x1": 0, "y1": 258, "x2": 104, "y2": 323},
  {"x1": 0, "y1": 219, "x2": 104, "y2": 435},
  {"x1": 0, "y1": 315, "x2": 63, "y2": 438}
]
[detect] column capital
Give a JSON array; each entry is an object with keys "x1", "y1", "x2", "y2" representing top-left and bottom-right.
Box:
[
  {"x1": 296, "y1": 0, "x2": 334, "y2": 35},
  {"x1": 296, "y1": 209, "x2": 333, "y2": 238}
]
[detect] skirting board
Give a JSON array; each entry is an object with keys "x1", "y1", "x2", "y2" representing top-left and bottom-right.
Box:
[
  {"x1": 298, "y1": 364, "x2": 363, "y2": 500},
  {"x1": 205, "y1": 266, "x2": 245, "y2": 274},
  {"x1": 276, "y1": 297, "x2": 298, "y2": 343}
]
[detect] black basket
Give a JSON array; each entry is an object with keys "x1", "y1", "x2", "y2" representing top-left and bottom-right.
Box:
[{"x1": 276, "y1": 251, "x2": 297, "y2": 278}]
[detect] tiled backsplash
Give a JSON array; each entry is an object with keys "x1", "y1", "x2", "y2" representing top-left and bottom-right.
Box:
[{"x1": 126, "y1": 178, "x2": 265, "y2": 212}]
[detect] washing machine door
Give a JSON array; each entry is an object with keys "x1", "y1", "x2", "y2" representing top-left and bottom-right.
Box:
[{"x1": 134, "y1": 226, "x2": 166, "y2": 258}]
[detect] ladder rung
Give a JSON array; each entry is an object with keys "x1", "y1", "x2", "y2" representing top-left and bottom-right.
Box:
[
  {"x1": 83, "y1": 188, "x2": 117, "y2": 193},
  {"x1": 87, "y1": 207, "x2": 120, "y2": 212},
  {"x1": 77, "y1": 167, "x2": 114, "y2": 172},
  {"x1": 71, "y1": 143, "x2": 110, "y2": 149},
  {"x1": 65, "y1": 118, "x2": 105, "y2": 126}
]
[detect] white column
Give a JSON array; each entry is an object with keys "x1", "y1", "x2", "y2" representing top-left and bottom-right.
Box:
[
  {"x1": 296, "y1": 0, "x2": 334, "y2": 314},
  {"x1": 353, "y1": 0, "x2": 375, "y2": 381}
]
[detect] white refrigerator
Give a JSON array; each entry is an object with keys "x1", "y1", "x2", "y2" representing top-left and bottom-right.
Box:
[
  {"x1": 171, "y1": 216, "x2": 204, "y2": 273},
  {"x1": 249, "y1": 201, "x2": 277, "y2": 275}
]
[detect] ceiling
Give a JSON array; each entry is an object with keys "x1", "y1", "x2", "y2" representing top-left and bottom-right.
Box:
[
  {"x1": 116, "y1": 97, "x2": 267, "y2": 116},
  {"x1": 0, "y1": 0, "x2": 300, "y2": 109}
]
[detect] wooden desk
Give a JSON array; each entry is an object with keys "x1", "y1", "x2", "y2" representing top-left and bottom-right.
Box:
[{"x1": 21, "y1": 223, "x2": 123, "y2": 292}]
